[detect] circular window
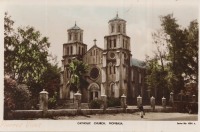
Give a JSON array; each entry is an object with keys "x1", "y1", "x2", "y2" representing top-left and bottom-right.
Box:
[
  {"x1": 90, "y1": 67, "x2": 100, "y2": 80},
  {"x1": 110, "y1": 52, "x2": 115, "y2": 59}
]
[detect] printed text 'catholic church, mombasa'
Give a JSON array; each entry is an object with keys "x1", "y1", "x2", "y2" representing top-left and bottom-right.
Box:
[{"x1": 60, "y1": 14, "x2": 147, "y2": 104}]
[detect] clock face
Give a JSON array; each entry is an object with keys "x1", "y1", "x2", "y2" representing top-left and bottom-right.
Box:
[
  {"x1": 109, "y1": 52, "x2": 115, "y2": 59},
  {"x1": 90, "y1": 67, "x2": 100, "y2": 80}
]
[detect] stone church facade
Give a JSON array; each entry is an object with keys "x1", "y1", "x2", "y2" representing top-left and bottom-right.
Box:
[{"x1": 60, "y1": 14, "x2": 146, "y2": 104}]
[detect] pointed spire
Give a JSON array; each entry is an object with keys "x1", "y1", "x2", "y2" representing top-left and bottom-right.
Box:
[
  {"x1": 75, "y1": 21, "x2": 77, "y2": 26},
  {"x1": 116, "y1": 11, "x2": 118, "y2": 17}
]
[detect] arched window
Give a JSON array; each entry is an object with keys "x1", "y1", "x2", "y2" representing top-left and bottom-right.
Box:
[
  {"x1": 82, "y1": 47, "x2": 84, "y2": 55},
  {"x1": 74, "y1": 33, "x2": 77, "y2": 40},
  {"x1": 67, "y1": 47, "x2": 69, "y2": 55},
  {"x1": 79, "y1": 46, "x2": 81, "y2": 54},
  {"x1": 113, "y1": 39, "x2": 116, "y2": 47},
  {"x1": 108, "y1": 62, "x2": 113, "y2": 74},
  {"x1": 111, "y1": 25, "x2": 114, "y2": 33},
  {"x1": 110, "y1": 83, "x2": 115, "y2": 97},
  {"x1": 113, "y1": 66, "x2": 116, "y2": 74},
  {"x1": 69, "y1": 33, "x2": 71, "y2": 41},
  {"x1": 70, "y1": 46, "x2": 73, "y2": 55},
  {"x1": 118, "y1": 24, "x2": 121, "y2": 32}
]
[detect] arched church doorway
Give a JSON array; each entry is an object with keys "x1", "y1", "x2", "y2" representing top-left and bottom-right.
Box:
[{"x1": 88, "y1": 83, "x2": 100, "y2": 101}]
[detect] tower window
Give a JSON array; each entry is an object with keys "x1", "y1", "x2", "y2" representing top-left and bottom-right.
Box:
[
  {"x1": 82, "y1": 47, "x2": 84, "y2": 55},
  {"x1": 69, "y1": 34, "x2": 71, "y2": 41},
  {"x1": 70, "y1": 46, "x2": 73, "y2": 55},
  {"x1": 79, "y1": 46, "x2": 81, "y2": 54},
  {"x1": 114, "y1": 39, "x2": 116, "y2": 47},
  {"x1": 67, "y1": 47, "x2": 69, "y2": 55},
  {"x1": 111, "y1": 25, "x2": 114, "y2": 33},
  {"x1": 75, "y1": 33, "x2": 77, "y2": 40},
  {"x1": 113, "y1": 66, "x2": 116, "y2": 74},
  {"x1": 118, "y1": 24, "x2": 121, "y2": 32},
  {"x1": 110, "y1": 40, "x2": 112, "y2": 48}
]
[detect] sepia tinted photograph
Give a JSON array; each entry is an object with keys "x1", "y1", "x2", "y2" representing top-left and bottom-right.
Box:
[{"x1": 1, "y1": 0, "x2": 199, "y2": 131}]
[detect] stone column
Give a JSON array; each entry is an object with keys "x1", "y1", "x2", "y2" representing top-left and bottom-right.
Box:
[
  {"x1": 137, "y1": 95, "x2": 142, "y2": 107},
  {"x1": 39, "y1": 89, "x2": 48, "y2": 117},
  {"x1": 162, "y1": 97, "x2": 166, "y2": 109},
  {"x1": 74, "y1": 92, "x2": 82, "y2": 113},
  {"x1": 192, "y1": 95, "x2": 196, "y2": 102},
  {"x1": 121, "y1": 94, "x2": 127, "y2": 112},
  {"x1": 150, "y1": 96, "x2": 155, "y2": 111},
  {"x1": 169, "y1": 92, "x2": 174, "y2": 106},
  {"x1": 101, "y1": 95, "x2": 107, "y2": 112}
]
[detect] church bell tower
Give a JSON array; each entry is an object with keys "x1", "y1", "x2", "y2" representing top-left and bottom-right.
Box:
[
  {"x1": 60, "y1": 23, "x2": 87, "y2": 99},
  {"x1": 101, "y1": 13, "x2": 131, "y2": 98}
]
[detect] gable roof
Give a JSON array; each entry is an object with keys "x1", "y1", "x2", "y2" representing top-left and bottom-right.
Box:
[{"x1": 87, "y1": 44, "x2": 103, "y2": 53}]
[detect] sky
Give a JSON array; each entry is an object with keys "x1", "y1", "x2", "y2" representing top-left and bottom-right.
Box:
[{"x1": 1, "y1": 0, "x2": 199, "y2": 66}]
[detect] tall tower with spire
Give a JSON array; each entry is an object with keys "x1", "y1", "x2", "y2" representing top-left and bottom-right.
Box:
[
  {"x1": 101, "y1": 13, "x2": 131, "y2": 98},
  {"x1": 60, "y1": 23, "x2": 87, "y2": 99}
]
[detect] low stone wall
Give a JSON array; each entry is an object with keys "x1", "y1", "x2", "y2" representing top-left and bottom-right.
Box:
[
  {"x1": 11, "y1": 107, "x2": 174, "y2": 119},
  {"x1": 12, "y1": 110, "x2": 43, "y2": 119}
]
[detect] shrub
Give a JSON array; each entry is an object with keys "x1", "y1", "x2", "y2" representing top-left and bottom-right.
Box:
[
  {"x1": 89, "y1": 99, "x2": 103, "y2": 109},
  {"x1": 48, "y1": 92, "x2": 58, "y2": 109},
  {"x1": 4, "y1": 77, "x2": 32, "y2": 119},
  {"x1": 107, "y1": 97, "x2": 120, "y2": 107}
]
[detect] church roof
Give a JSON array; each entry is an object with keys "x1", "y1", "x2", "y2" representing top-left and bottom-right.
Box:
[
  {"x1": 87, "y1": 44, "x2": 103, "y2": 53},
  {"x1": 68, "y1": 22, "x2": 82, "y2": 30},
  {"x1": 131, "y1": 58, "x2": 146, "y2": 68},
  {"x1": 109, "y1": 13, "x2": 126, "y2": 22}
]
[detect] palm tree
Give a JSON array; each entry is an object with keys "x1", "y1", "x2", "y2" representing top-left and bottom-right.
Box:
[{"x1": 67, "y1": 59, "x2": 89, "y2": 93}]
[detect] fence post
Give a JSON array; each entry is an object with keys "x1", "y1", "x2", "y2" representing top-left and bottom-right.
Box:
[
  {"x1": 121, "y1": 94, "x2": 127, "y2": 112},
  {"x1": 169, "y1": 92, "x2": 174, "y2": 106},
  {"x1": 74, "y1": 91, "x2": 82, "y2": 114},
  {"x1": 192, "y1": 95, "x2": 196, "y2": 103},
  {"x1": 137, "y1": 95, "x2": 142, "y2": 107},
  {"x1": 101, "y1": 95, "x2": 107, "y2": 112},
  {"x1": 39, "y1": 89, "x2": 48, "y2": 117},
  {"x1": 162, "y1": 96, "x2": 166, "y2": 109},
  {"x1": 150, "y1": 96, "x2": 155, "y2": 111}
]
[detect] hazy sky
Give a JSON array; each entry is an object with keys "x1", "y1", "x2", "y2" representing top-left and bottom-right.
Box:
[{"x1": 1, "y1": 0, "x2": 199, "y2": 66}]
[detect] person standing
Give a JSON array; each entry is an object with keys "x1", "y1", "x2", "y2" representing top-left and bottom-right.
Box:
[{"x1": 138, "y1": 105, "x2": 145, "y2": 118}]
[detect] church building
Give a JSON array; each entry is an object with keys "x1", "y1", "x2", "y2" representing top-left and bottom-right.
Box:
[{"x1": 60, "y1": 14, "x2": 146, "y2": 104}]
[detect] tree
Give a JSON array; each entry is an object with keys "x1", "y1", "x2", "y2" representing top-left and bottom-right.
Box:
[
  {"x1": 67, "y1": 59, "x2": 89, "y2": 93},
  {"x1": 4, "y1": 13, "x2": 60, "y2": 108},
  {"x1": 4, "y1": 12, "x2": 17, "y2": 75},
  {"x1": 146, "y1": 14, "x2": 198, "y2": 97},
  {"x1": 160, "y1": 14, "x2": 198, "y2": 94}
]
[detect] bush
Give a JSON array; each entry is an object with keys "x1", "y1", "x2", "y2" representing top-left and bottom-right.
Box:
[
  {"x1": 89, "y1": 99, "x2": 103, "y2": 109},
  {"x1": 4, "y1": 77, "x2": 32, "y2": 119},
  {"x1": 107, "y1": 97, "x2": 120, "y2": 107},
  {"x1": 48, "y1": 92, "x2": 58, "y2": 109}
]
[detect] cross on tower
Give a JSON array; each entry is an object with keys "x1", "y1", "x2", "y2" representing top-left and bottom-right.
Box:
[{"x1": 94, "y1": 39, "x2": 97, "y2": 45}]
